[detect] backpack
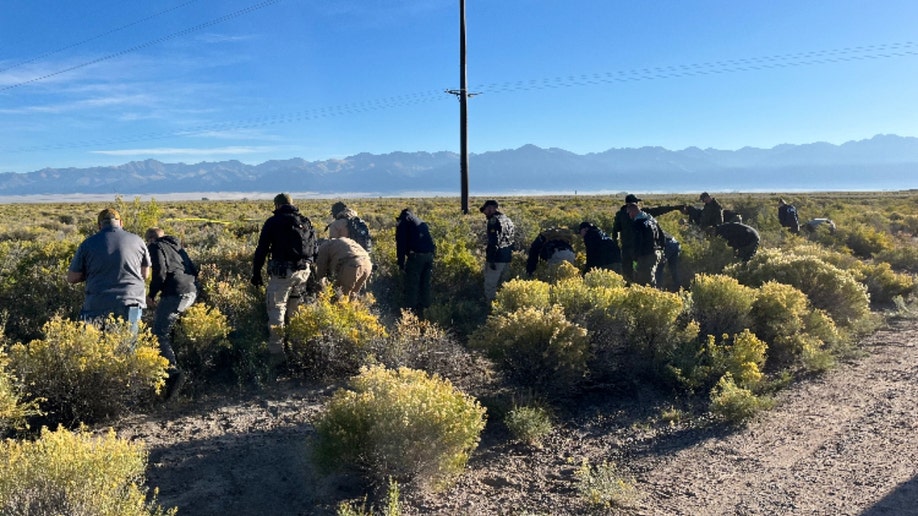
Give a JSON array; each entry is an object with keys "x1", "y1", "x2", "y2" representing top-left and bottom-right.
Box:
[
  {"x1": 346, "y1": 216, "x2": 373, "y2": 252},
  {"x1": 287, "y1": 214, "x2": 318, "y2": 266}
]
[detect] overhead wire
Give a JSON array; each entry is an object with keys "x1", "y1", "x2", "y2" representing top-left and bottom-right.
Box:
[
  {"x1": 0, "y1": 0, "x2": 282, "y2": 93},
  {"x1": 0, "y1": 0, "x2": 203, "y2": 74},
  {"x1": 2, "y1": 41, "x2": 916, "y2": 153}
]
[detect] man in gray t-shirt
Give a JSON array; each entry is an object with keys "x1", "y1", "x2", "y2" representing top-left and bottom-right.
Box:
[{"x1": 67, "y1": 208, "x2": 151, "y2": 324}]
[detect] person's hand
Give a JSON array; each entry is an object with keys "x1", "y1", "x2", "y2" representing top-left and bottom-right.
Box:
[
  {"x1": 146, "y1": 296, "x2": 156, "y2": 308},
  {"x1": 250, "y1": 274, "x2": 264, "y2": 287}
]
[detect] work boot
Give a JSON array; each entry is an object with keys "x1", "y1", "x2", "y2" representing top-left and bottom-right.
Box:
[{"x1": 164, "y1": 370, "x2": 186, "y2": 402}]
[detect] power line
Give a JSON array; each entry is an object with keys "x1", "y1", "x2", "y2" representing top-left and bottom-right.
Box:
[
  {"x1": 0, "y1": 0, "x2": 281, "y2": 93},
  {"x1": 2, "y1": 41, "x2": 916, "y2": 153},
  {"x1": 0, "y1": 0, "x2": 203, "y2": 74}
]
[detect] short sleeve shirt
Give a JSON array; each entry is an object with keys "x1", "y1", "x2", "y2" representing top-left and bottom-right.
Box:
[{"x1": 69, "y1": 226, "x2": 151, "y2": 317}]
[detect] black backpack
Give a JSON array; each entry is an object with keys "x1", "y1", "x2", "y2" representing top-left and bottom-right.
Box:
[
  {"x1": 346, "y1": 216, "x2": 373, "y2": 252},
  {"x1": 287, "y1": 214, "x2": 318, "y2": 266}
]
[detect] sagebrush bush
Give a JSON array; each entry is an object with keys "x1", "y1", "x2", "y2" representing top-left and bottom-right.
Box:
[
  {"x1": 690, "y1": 274, "x2": 755, "y2": 337},
  {"x1": 860, "y1": 262, "x2": 917, "y2": 305},
  {"x1": 172, "y1": 303, "x2": 232, "y2": 377},
  {"x1": 669, "y1": 330, "x2": 767, "y2": 393},
  {"x1": 842, "y1": 223, "x2": 893, "y2": 258},
  {"x1": 367, "y1": 311, "x2": 494, "y2": 396},
  {"x1": 313, "y1": 365, "x2": 486, "y2": 490},
  {"x1": 7, "y1": 317, "x2": 168, "y2": 427},
  {"x1": 531, "y1": 259, "x2": 582, "y2": 284},
  {"x1": 505, "y1": 404, "x2": 554, "y2": 447},
  {"x1": 876, "y1": 244, "x2": 918, "y2": 273},
  {"x1": 751, "y1": 281, "x2": 835, "y2": 370},
  {"x1": 490, "y1": 278, "x2": 551, "y2": 315},
  {"x1": 470, "y1": 305, "x2": 589, "y2": 395},
  {"x1": 709, "y1": 373, "x2": 773, "y2": 425},
  {"x1": 0, "y1": 351, "x2": 40, "y2": 437},
  {"x1": 286, "y1": 286, "x2": 388, "y2": 380},
  {"x1": 729, "y1": 248, "x2": 870, "y2": 326},
  {"x1": 575, "y1": 458, "x2": 640, "y2": 510},
  {"x1": 0, "y1": 426, "x2": 176, "y2": 515}
]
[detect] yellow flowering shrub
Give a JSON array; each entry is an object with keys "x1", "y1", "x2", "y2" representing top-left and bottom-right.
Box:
[
  {"x1": 0, "y1": 426, "x2": 176, "y2": 515},
  {"x1": 7, "y1": 316, "x2": 168, "y2": 427},
  {"x1": 172, "y1": 303, "x2": 232, "y2": 376},
  {"x1": 491, "y1": 278, "x2": 551, "y2": 315},
  {"x1": 313, "y1": 365, "x2": 486, "y2": 490},
  {"x1": 690, "y1": 274, "x2": 755, "y2": 338},
  {"x1": 0, "y1": 351, "x2": 40, "y2": 436}
]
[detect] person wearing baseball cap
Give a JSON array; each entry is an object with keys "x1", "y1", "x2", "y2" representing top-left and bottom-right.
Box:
[{"x1": 67, "y1": 208, "x2": 151, "y2": 330}]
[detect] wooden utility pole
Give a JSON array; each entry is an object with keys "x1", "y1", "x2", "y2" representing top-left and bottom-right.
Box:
[{"x1": 447, "y1": 0, "x2": 471, "y2": 214}]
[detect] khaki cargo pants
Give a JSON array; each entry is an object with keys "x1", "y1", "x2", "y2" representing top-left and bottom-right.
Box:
[{"x1": 266, "y1": 268, "x2": 311, "y2": 354}]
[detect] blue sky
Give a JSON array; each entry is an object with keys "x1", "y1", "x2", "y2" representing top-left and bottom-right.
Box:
[{"x1": 1, "y1": 0, "x2": 917, "y2": 173}]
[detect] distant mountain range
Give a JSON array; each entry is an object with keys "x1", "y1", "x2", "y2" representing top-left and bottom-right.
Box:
[{"x1": 2, "y1": 134, "x2": 917, "y2": 199}]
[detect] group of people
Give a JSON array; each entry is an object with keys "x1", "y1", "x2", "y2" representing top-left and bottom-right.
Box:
[{"x1": 66, "y1": 192, "x2": 832, "y2": 391}]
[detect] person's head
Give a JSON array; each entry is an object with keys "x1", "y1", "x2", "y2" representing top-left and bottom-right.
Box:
[
  {"x1": 778, "y1": 198, "x2": 787, "y2": 206},
  {"x1": 274, "y1": 193, "x2": 292, "y2": 208},
  {"x1": 396, "y1": 208, "x2": 413, "y2": 222},
  {"x1": 626, "y1": 203, "x2": 641, "y2": 219},
  {"x1": 144, "y1": 227, "x2": 165, "y2": 243},
  {"x1": 331, "y1": 201, "x2": 348, "y2": 218},
  {"x1": 578, "y1": 221, "x2": 593, "y2": 237},
  {"x1": 479, "y1": 199, "x2": 500, "y2": 217},
  {"x1": 97, "y1": 208, "x2": 122, "y2": 228},
  {"x1": 624, "y1": 193, "x2": 642, "y2": 204},
  {"x1": 700, "y1": 192, "x2": 712, "y2": 203}
]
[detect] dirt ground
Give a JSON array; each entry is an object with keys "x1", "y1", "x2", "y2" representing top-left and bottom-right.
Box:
[{"x1": 112, "y1": 317, "x2": 918, "y2": 515}]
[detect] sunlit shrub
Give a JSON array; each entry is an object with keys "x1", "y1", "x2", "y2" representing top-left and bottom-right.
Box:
[
  {"x1": 860, "y1": 261, "x2": 917, "y2": 305},
  {"x1": 729, "y1": 248, "x2": 870, "y2": 326},
  {"x1": 575, "y1": 458, "x2": 640, "y2": 510},
  {"x1": 367, "y1": 311, "x2": 495, "y2": 396},
  {"x1": 505, "y1": 404, "x2": 554, "y2": 447},
  {"x1": 690, "y1": 274, "x2": 755, "y2": 337},
  {"x1": 172, "y1": 303, "x2": 232, "y2": 378},
  {"x1": 709, "y1": 373, "x2": 773, "y2": 425},
  {"x1": 0, "y1": 426, "x2": 175, "y2": 515},
  {"x1": 841, "y1": 223, "x2": 893, "y2": 258},
  {"x1": 876, "y1": 245, "x2": 918, "y2": 273},
  {"x1": 531, "y1": 259, "x2": 582, "y2": 284},
  {"x1": 313, "y1": 365, "x2": 486, "y2": 490},
  {"x1": 0, "y1": 351, "x2": 40, "y2": 436},
  {"x1": 582, "y1": 268, "x2": 627, "y2": 289},
  {"x1": 491, "y1": 278, "x2": 551, "y2": 315},
  {"x1": 471, "y1": 305, "x2": 589, "y2": 395},
  {"x1": 286, "y1": 286, "x2": 388, "y2": 380},
  {"x1": 670, "y1": 330, "x2": 766, "y2": 393},
  {"x1": 7, "y1": 317, "x2": 168, "y2": 427}
]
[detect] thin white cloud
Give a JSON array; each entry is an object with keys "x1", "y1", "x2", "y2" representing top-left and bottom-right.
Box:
[{"x1": 91, "y1": 146, "x2": 276, "y2": 156}]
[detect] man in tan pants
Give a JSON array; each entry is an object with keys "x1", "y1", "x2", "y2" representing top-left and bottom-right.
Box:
[{"x1": 315, "y1": 237, "x2": 372, "y2": 298}]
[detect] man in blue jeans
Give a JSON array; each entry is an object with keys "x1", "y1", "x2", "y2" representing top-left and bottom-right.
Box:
[
  {"x1": 146, "y1": 227, "x2": 199, "y2": 400},
  {"x1": 67, "y1": 208, "x2": 150, "y2": 332}
]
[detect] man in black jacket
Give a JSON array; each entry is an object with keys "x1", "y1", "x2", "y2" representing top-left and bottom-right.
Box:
[
  {"x1": 626, "y1": 203, "x2": 665, "y2": 287},
  {"x1": 525, "y1": 228, "x2": 575, "y2": 277},
  {"x1": 579, "y1": 222, "x2": 622, "y2": 274},
  {"x1": 395, "y1": 208, "x2": 436, "y2": 316},
  {"x1": 715, "y1": 222, "x2": 760, "y2": 262},
  {"x1": 480, "y1": 199, "x2": 515, "y2": 303},
  {"x1": 612, "y1": 194, "x2": 682, "y2": 282},
  {"x1": 251, "y1": 193, "x2": 317, "y2": 365},
  {"x1": 145, "y1": 227, "x2": 199, "y2": 399}
]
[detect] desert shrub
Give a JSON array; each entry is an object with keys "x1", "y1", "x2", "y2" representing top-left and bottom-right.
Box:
[
  {"x1": 709, "y1": 373, "x2": 773, "y2": 425},
  {"x1": 0, "y1": 426, "x2": 175, "y2": 516},
  {"x1": 690, "y1": 274, "x2": 755, "y2": 337},
  {"x1": 172, "y1": 303, "x2": 232, "y2": 379},
  {"x1": 860, "y1": 261, "x2": 917, "y2": 305},
  {"x1": 0, "y1": 239, "x2": 83, "y2": 343},
  {"x1": 582, "y1": 268, "x2": 627, "y2": 289},
  {"x1": 751, "y1": 281, "x2": 836, "y2": 370},
  {"x1": 313, "y1": 365, "x2": 486, "y2": 490},
  {"x1": 491, "y1": 278, "x2": 551, "y2": 315},
  {"x1": 0, "y1": 351, "x2": 40, "y2": 437},
  {"x1": 470, "y1": 305, "x2": 589, "y2": 395},
  {"x1": 670, "y1": 330, "x2": 767, "y2": 393},
  {"x1": 575, "y1": 458, "x2": 640, "y2": 510},
  {"x1": 505, "y1": 404, "x2": 554, "y2": 447},
  {"x1": 876, "y1": 245, "x2": 918, "y2": 273},
  {"x1": 729, "y1": 248, "x2": 870, "y2": 326},
  {"x1": 841, "y1": 223, "x2": 893, "y2": 258},
  {"x1": 531, "y1": 259, "x2": 582, "y2": 284},
  {"x1": 336, "y1": 478, "x2": 401, "y2": 516},
  {"x1": 286, "y1": 287, "x2": 388, "y2": 380},
  {"x1": 7, "y1": 316, "x2": 168, "y2": 427},
  {"x1": 677, "y1": 228, "x2": 736, "y2": 277}
]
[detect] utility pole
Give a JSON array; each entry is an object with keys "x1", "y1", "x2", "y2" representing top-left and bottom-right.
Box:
[{"x1": 446, "y1": 0, "x2": 473, "y2": 214}]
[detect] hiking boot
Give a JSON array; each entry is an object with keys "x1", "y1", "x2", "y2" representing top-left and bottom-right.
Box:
[{"x1": 164, "y1": 371, "x2": 186, "y2": 402}]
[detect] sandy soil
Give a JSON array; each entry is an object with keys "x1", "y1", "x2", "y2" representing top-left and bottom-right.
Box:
[{"x1": 111, "y1": 317, "x2": 918, "y2": 515}]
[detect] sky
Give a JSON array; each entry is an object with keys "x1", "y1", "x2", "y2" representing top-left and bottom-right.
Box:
[{"x1": 1, "y1": 0, "x2": 917, "y2": 174}]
